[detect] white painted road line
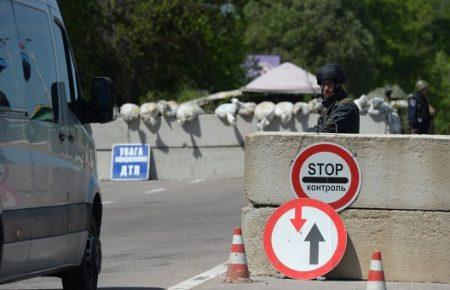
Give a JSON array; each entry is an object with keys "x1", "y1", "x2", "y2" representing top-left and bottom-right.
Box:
[
  {"x1": 189, "y1": 178, "x2": 205, "y2": 184},
  {"x1": 144, "y1": 188, "x2": 166, "y2": 194},
  {"x1": 167, "y1": 262, "x2": 228, "y2": 290},
  {"x1": 102, "y1": 200, "x2": 115, "y2": 205}
]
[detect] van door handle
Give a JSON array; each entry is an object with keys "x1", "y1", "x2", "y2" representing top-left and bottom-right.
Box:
[
  {"x1": 68, "y1": 134, "x2": 75, "y2": 143},
  {"x1": 58, "y1": 132, "x2": 66, "y2": 142}
]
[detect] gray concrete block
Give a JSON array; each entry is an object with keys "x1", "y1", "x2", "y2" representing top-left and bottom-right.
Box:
[
  {"x1": 127, "y1": 114, "x2": 321, "y2": 148},
  {"x1": 92, "y1": 114, "x2": 388, "y2": 180},
  {"x1": 330, "y1": 209, "x2": 450, "y2": 282},
  {"x1": 129, "y1": 114, "x2": 257, "y2": 148},
  {"x1": 245, "y1": 133, "x2": 450, "y2": 211},
  {"x1": 241, "y1": 206, "x2": 450, "y2": 283},
  {"x1": 96, "y1": 146, "x2": 244, "y2": 180},
  {"x1": 91, "y1": 119, "x2": 129, "y2": 150},
  {"x1": 96, "y1": 150, "x2": 113, "y2": 181},
  {"x1": 241, "y1": 205, "x2": 277, "y2": 277},
  {"x1": 360, "y1": 113, "x2": 387, "y2": 134},
  {"x1": 92, "y1": 114, "x2": 385, "y2": 151},
  {"x1": 126, "y1": 114, "x2": 384, "y2": 148},
  {"x1": 149, "y1": 146, "x2": 244, "y2": 180}
]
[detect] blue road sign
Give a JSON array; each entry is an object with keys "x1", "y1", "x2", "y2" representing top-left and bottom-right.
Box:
[{"x1": 111, "y1": 144, "x2": 150, "y2": 181}]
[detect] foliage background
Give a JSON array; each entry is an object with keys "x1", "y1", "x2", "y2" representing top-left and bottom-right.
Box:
[{"x1": 60, "y1": 0, "x2": 449, "y2": 133}]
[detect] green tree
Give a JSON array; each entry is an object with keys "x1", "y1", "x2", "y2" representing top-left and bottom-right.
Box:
[
  {"x1": 359, "y1": 0, "x2": 450, "y2": 133},
  {"x1": 61, "y1": 0, "x2": 247, "y2": 104},
  {"x1": 103, "y1": 0, "x2": 247, "y2": 103},
  {"x1": 244, "y1": 0, "x2": 376, "y2": 96},
  {"x1": 59, "y1": 0, "x2": 109, "y2": 100},
  {"x1": 429, "y1": 51, "x2": 450, "y2": 133},
  {"x1": 244, "y1": 0, "x2": 450, "y2": 133},
  {"x1": 359, "y1": 0, "x2": 436, "y2": 89}
]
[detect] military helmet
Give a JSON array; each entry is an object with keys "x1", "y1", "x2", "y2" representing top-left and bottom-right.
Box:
[
  {"x1": 415, "y1": 79, "x2": 429, "y2": 91},
  {"x1": 384, "y1": 84, "x2": 393, "y2": 94},
  {"x1": 316, "y1": 63, "x2": 346, "y2": 85}
]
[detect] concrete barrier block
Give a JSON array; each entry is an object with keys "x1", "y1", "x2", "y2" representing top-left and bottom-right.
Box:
[
  {"x1": 93, "y1": 114, "x2": 385, "y2": 150},
  {"x1": 241, "y1": 205, "x2": 277, "y2": 276},
  {"x1": 126, "y1": 113, "x2": 385, "y2": 148},
  {"x1": 128, "y1": 114, "x2": 322, "y2": 148},
  {"x1": 92, "y1": 114, "x2": 387, "y2": 180},
  {"x1": 96, "y1": 150, "x2": 112, "y2": 181},
  {"x1": 91, "y1": 119, "x2": 129, "y2": 150},
  {"x1": 129, "y1": 115, "x2": 256, "y2": 148},
  {"x1": 95, "y1": 146, "x2": 244, "y2": 180},
  {"x1": 360, "y1": 113, "x2": 387, "y2": 134},
  {"x1": 150, "y1": 146, "x2": 244, "y2": 180},
  {"x1": 242, "y1": 205, "x2": 450, "y2": 283},
  {"x1": 329, "y1": 209, "x2": 450, "y2": 282},
  {"x1": 245, "y1": 132, "x2": 450, "y2": 211}
]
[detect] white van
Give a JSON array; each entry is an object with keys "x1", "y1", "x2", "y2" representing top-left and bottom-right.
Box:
[{"x1": 0, "y1": 0, "x2": 114, "y2": 289}]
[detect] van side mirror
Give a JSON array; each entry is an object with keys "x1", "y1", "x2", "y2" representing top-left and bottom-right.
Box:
[{"x1": 90, "y1": 77, "x2": 115, "y2": 123}]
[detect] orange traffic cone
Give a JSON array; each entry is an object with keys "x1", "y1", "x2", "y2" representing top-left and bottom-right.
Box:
[
  {"x1": 225, "y1": 227, "x2": 251, "y2": 283},
  {"x1": 367, "y1": 251, "x2": 387, "y2": 290}
]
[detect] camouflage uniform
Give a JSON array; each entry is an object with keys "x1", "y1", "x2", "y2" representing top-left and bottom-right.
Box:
[
  {"x1": 408, "y1": 80, "x2": 432, "y2": 134},
  {"x1": 308, "y1": 64, "x2": 360, "y2": 133}
]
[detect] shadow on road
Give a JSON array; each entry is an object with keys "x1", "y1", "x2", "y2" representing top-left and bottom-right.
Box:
[
  {"x1": 8, "y1": 288, "x2": 165, "y2": 290},
  {"x1": 100, "y1": 288, "x2": 165, "y2": 290}
]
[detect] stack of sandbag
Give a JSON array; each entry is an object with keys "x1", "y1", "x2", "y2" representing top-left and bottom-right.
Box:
[
  {"x1": 140, "y1": 102, "x2": 160, "y2": 126},
  {"x1": 234, "y1": 99, "x2": 256, "y2": 117},
  {"x1": 308, "y1": 98, "x2": 324, "y2": 113},
  {"x1": 368, "y1": 97, "x2": 403, "y2": 134},
  {"x1": 293, "y1": 102, "x2": 310, "y2": 116},
  {"x1": 354, "y1": 94, "x2": 370, "y2": 114},
  {"x1": 275, "y1": 102, "x2": 294, "y2": 124},
  {"x1": 215, "y1": 101, "x2": 238, "y2": 126},
  {"x1": 368, "y1": 97, "x2": 392, "y2": 116},
  {"x1": 176, "y1": 103, "x2": 204, "y2": 124},
  {"x1": 157, "y1": 100, "x2": 178, "y2": 118},
  {"x1": 254, "y1": 101, "x2": 276, "y2": 131},
  {"x1": 120, "y1": 103, "x2": 140, "y2": 123},
  {"x1": 390, "y1": 99, "x2": 408, "y2": 109}
]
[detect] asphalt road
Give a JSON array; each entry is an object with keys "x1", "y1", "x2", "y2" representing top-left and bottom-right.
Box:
[
  {"x1": 0, "y1": 178, "x2": 247, "y2": 290},
  {"x1": 1, "y1": 178, "x2": 449, "y2": 290},
  {"x1": 199, "y1": 276, "x2": 450, "y2": 290}
]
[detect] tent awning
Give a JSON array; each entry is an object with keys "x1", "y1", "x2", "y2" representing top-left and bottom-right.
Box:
[{"x1": 242, "y1": 62, "x2": 321, "y2": 95}]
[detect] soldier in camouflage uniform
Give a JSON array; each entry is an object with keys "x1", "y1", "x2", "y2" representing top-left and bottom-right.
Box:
[
  {"x1": 408, "y1": 80, "x2": 433, "y2": 134},
  {"x1": 308, "y1": 63, "x2": 359, "y2": 133},
  {"x1": 384, "y1": 84, "x2": 393, "y2": 102}
]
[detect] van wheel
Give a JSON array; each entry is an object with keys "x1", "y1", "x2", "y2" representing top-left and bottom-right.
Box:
[{"x1": 62, "y1": 217, "x2": 102, "y2": 290}]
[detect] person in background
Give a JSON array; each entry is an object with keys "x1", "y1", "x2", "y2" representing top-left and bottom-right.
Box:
[
  {"x1": 308, "y1": 63, "x2": 359, "y2": 133},
  {"x1": 384, "y1": 84, "x2": 393, "y2": 102},
  {"x1": 408, "y1": 79, "x2": 435, "y2": 134}
]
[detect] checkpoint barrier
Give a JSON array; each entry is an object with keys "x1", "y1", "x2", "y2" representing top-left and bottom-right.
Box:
[
  {"x1": 91, "y1": 114, "x2": 387, "y2": 180},
  {"x1": 242, "y1": 132, "x2": 450, "y2": 283}
]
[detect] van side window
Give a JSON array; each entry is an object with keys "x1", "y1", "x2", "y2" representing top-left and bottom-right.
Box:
[
  {"x1": 54, "y1": 22, "x2": 79, "y2": 107},
  {"x1": 53, "y1": 21, "x2": 71, "y2": 104},
  {"x1": 69, "y1": 52, "x2": 80, "y2": 103},
  {"x1": 53, "y1": 21, "x2": 81, "y2": 114},
  {"x1": 0, "y1": 1, "x2": 26, "y2": 111},
  {"x1": 13, "y1": 3, "x2": 58, "y2": 122}
]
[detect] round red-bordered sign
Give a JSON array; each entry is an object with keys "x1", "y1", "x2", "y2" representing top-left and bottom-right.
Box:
[
  {"x1": 264, "y1": 199, "x2": 347, "y2": 280},
  {"x1": 290, "y1": 142, "x2": 361, "y2": 211}
]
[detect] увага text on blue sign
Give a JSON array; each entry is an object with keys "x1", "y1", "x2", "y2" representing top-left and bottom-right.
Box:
[{"x1": 111, "y1": 144, "x2": 150, "y2": 180}]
